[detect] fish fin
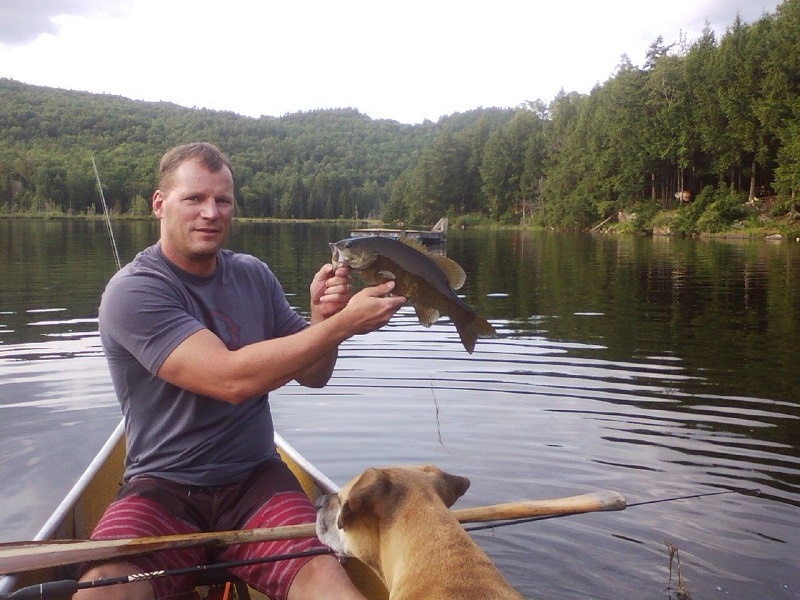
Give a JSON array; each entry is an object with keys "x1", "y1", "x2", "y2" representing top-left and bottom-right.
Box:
[
  {"x1": 414, "y1": 305, "x2": 440, "y2": 328},
  {"x1": 454, "y1": 314, "x2": 497, "y2": 354},
  {"x1": 376, "y1": 270, "x2": 396, "y2": 281},
  {"x1": 397, "y1": 236, "x2": 429, "y2": 254},
  {"x1": 431, "y1": 255, "x2": 467, "y2": 290},
  {"x1": 397, "y1": 236, "x2": 467, "y2": 290}
]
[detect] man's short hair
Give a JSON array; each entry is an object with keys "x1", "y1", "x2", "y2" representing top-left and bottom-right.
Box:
[{"x1": 158, "y1": 142, "x2": 234, "y2": 190}]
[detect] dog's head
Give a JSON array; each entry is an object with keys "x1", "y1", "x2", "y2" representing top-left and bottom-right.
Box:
[{"x1": 315, "y1": 465, "x2": 470, "y2": 559}]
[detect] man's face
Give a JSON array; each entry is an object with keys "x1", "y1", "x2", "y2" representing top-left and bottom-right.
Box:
[{"x1": 152, "y1": 158, "x2": 234, "y2": 275}]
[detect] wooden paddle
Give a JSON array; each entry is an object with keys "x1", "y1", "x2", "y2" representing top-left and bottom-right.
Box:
[{"x1": 0, "y1": 490, "x2": 624, "y2": 575}]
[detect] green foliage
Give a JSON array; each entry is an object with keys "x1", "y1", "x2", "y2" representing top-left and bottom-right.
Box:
[
  {"x1": 769, "y1": 195, "x2": 799, "y2": 217},
  {"x1": 383, "y1": 108, "x2": 517, "y2": 226},
  {"x1": 695, "y1": 190, "x2": 749, "y2": 232},
  {"x1": 618, "y1": 200, "x2": 662, "y2": 233},
  {"x1": 129, "y1": 194, "x2": 151, "y2": 217},
  {"x1": 538, "y1": 1, "x2": 800, "y2": 228},
  {"x1": 453, "y1": 212, "x2": 494, "y2": 229},
  {"x1": 668, "y1": 186, "x2": 750, "y2": 233},
  {"x1": 0, "y1": 80, "x2": 429, "y2": 220},
  {"x1": 671, "y1": 187, "x2": 716, "y2": 234}
]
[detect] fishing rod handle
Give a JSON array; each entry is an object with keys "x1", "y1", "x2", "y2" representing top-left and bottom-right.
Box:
[{"x1": 0, "y1": 580, "x2": 78, "y2": 600}]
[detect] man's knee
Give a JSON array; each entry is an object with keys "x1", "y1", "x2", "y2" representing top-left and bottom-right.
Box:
[
  {"x1": 74, "y1": 561, "x2": 156, "y2": 600},
  {"x1": 287, "y1": 555, "x2": 365, "y2": 600}
]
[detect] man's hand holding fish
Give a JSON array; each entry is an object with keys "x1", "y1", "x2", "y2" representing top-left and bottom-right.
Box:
[
  {"x1": 312, "y1": 262, "x2": 407, "y2": 333},
  {"x1": 311, "y1": 263, "x2": 354, "y2": 322}
]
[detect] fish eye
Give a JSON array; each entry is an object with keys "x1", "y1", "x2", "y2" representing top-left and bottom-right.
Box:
[{"x1": 345, "y1": 241, "x2": 353, "y2": 248}]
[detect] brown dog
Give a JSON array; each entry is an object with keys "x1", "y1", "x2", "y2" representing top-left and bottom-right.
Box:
[{"x1": 315, "y1": 465, "x2": 524, "y2": 599}]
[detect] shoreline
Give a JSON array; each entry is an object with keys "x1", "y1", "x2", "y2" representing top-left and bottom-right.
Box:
[{"x1": 1, "y1": 212, "x2": 798, "y2": 242}]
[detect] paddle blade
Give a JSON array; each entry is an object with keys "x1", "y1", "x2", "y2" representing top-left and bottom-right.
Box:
[{"x1": 452, "y1": 490, "x2": 626, "y2": 522}]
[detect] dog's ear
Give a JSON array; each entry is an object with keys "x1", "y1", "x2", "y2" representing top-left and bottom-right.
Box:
[
  {"x1": 419, "y1": 465, "x2": 471, "y2": 508},
  {"x1": 338, "y1": 467, "x2": 389, "y2": 529}
]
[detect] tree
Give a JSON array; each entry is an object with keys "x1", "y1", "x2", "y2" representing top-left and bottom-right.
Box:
[
  {"x1": 715, "y1": 16, "x2": 770, "y2": 197},
  {"x1": 480, "y1": 110, "x2": 545, "y2": 220}
]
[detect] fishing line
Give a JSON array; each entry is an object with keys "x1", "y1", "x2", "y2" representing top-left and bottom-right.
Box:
[
  {"x1": 430, "y1": 380, "x2": 444, "y2": 445},
  {"x1": 91, "y1": 154, "x2": 122, "y2": 271},
  {"x1": 625, "y1": 487, "x2": 761, "y2": 508},
  {"x1": 465, "y1": 488, "x2": 761, "y2": 534}
]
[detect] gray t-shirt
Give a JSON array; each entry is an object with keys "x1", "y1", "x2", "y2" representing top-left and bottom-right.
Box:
[{"x1": 99, "y1": 243, "x2": 308, "y2": 485}]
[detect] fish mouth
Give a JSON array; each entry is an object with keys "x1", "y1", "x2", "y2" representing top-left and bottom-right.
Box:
[{"x1": 329, "y1": 242, "x2": 347, "y2": 267}]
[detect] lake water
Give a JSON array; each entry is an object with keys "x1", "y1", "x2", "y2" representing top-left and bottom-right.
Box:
[{"x1": 1, "y1": 218, "x2": 798, "y2": 599}]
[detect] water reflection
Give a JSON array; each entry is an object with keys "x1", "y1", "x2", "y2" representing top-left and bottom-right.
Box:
[{"x1": 0, "y1": 219, "x2": 798, "y2": 599}]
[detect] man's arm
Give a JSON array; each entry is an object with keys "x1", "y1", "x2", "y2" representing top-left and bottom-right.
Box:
[
  {"x1": 157, "y1": 274, "x2": 405, "y2": 405},
  {"x1": 293, "y1": 264, "x2": 352, "y2": 388}
]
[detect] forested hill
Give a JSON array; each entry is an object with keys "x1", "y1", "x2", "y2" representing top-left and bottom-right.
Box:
[
  {"x1": 2, "y1": 0, "x2": 800, "y2": 235},
  {"x1": 0, "y1": 77, "x2": 446, "y2": 220}
]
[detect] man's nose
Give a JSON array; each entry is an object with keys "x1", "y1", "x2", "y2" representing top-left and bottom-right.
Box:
[{"x1": 200, "y1": 198, "x2": 220, "y2": 218}]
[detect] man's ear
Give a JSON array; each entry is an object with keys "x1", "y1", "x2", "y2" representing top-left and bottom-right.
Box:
[
  {"x1": 337, "y1": 468, "x2": 389, "y2": 529},
  {"x1": 152, "y1": 190, "x2": 164, "y2": 218},
  {"x1": 419, "y1": 465, "x2": 471, "y2": 508}
]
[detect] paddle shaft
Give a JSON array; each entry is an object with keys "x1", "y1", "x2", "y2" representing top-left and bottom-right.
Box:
[{"x1": 0, "y1": 490, "x2": 625, "y2": 575}]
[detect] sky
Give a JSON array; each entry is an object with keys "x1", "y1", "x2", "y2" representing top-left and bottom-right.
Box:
[{"x1": 0, "y1": 0, "x2": 786, "y2": 125}]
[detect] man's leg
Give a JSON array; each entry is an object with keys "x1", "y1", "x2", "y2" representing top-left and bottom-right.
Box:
[
  {"x1": 287, "y1": 554, "x2": 366, "y2": 600},
  {"x1": 74, "y1": 561, "x2": 156, "y2": 600},
  {"x1": 220, "y1": 459, "x2": 366, "y2": 600},
  {"x1": 74, "y1": 491, "x2": 207, "y2": 600}
]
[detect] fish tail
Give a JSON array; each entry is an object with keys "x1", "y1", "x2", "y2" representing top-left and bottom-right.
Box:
[{"x1": 454, "y1": 313, "x2": 497, "y2": 354}]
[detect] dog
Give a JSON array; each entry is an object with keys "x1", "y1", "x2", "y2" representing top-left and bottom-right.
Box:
[{"x1": 315, "y1": 465, "x2": 524, "y2": 599}]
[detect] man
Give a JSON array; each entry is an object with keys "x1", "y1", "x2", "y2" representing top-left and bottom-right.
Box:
[{"x1": 76, "y1": 142, "x2": 406, "y2": 600}]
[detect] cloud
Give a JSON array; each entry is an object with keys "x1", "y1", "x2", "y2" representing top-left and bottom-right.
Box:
[
  {"x1": 657, "y1": 0, "x2": 781, "y2": 43},
  {"x1": 0, "y1": 0, "x2": 786, "y2": 124},
  {"x1": 0, "y1": 0, "x2": 130, "y2": 47},
  {"x1": 698, "y1": 0, "x2": 779, "y2": 31}
]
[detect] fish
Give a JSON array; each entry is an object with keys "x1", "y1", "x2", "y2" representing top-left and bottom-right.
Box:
[{"x1": 330, "y1": 236, "x2": 496, "y2": 353}]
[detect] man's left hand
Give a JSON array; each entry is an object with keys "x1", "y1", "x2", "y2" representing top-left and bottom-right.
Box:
[{"x1": 310, "y1": 264, "x2": 353, "y2": 323}]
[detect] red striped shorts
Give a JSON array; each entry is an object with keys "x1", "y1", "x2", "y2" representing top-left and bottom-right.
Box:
[{"x1": 86, "y1": 459, "x2": 325, "y2": 600}]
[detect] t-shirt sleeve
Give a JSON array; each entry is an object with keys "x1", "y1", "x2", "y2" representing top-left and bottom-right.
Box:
[
  {"x1": 260, "y1": 264, "x2": 309, "y2": 339},
  {"x1": 99, "y1": 270, "x2": 205, "y2": 376}
]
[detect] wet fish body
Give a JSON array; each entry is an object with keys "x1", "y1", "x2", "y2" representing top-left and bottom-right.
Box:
[{"x1": 330, "y1": 236, "x2": 496, "y2": 353}]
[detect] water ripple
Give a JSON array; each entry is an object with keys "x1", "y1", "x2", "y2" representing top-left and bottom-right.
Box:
[{"x1": 270, "y1": 319, "x2": 800, "y2": 599}]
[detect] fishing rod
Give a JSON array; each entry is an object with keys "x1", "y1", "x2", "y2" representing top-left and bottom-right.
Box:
[
  {"x1": 465, "y1": 487, "x2": 761, "y2": 534},
  {"x1": 91, "y1": 154, "x2": 122, "y2": 271},
  {"x1": 0, "y1": 548, "x2": 333, "y2": 600}
]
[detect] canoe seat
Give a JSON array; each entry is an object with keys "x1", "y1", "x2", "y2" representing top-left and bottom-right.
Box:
[{"x1": 195, "y1": 572, "x2": 252, "y2": 600}]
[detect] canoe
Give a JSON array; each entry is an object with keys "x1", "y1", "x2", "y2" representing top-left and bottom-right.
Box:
[
  {"x1": 0, "y1": 421, "x2": 388, "y2": 600},
  {"x1": 0, "y1": 424, "x2": 626, "y2": 600}
]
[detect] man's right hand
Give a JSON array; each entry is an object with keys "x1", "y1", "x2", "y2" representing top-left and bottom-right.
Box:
[{"x1": 342, "y1": 280, "x2": 406, "y2": 335}]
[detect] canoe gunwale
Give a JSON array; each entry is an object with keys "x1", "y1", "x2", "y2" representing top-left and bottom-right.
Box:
[
  {"x1": 274, "y1": 432, "x2": 339, "y2": 495},
  {"x1": 0, "y1": 421, "x2": 127, "y2": 594},
  {"x1": 36, "y1": 421, "x2": 126, "y2": 544}
]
